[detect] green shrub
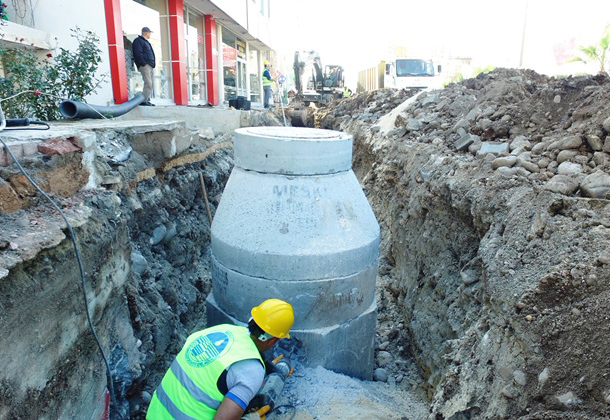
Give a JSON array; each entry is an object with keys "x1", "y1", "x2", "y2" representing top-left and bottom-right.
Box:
[
  {"x1": 471, "y1": 66, "x2": 496, "y2": 78},
  {"x1": 443, "y1": 72, "x2": 464, "y2": 87},
  {"x1": 0, "y1": 27, "x2": 107, "y2": 121},
  {"x1": 569, "y1": 32, "x2": 610, "y2": 74}
]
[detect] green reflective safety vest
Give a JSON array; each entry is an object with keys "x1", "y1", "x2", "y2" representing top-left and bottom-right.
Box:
[
  {"x1": 146, "y1": 324, "x2": 264, "y2": 419},
  {"x1": 262, "y1": 69, "x2": 272, "y2": 87},
  {"x1": 343, "y1": 88, "x2": 350, "y2": 98}
]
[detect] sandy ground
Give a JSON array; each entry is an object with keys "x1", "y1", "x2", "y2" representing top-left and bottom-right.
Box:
[{"x1": 270, "y1": 366, "x2": 428, "y2": 420}]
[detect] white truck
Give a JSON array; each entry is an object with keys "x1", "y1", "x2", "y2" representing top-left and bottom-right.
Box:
[{"x1": 357, "y1": 58, "x2": 443, "y2": 92}]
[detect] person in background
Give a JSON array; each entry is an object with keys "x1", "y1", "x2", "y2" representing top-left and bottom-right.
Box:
[
  {"x1": 132, "y1": 27, "x2": 156, "y2": 106},
  {"x1": 262, "y1": 61, "x2": 274, "y2": 109}
]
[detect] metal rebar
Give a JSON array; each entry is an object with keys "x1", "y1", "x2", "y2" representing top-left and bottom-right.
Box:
[{"x1": 199, "y1": 172, "x2": 213, "y2": 226}]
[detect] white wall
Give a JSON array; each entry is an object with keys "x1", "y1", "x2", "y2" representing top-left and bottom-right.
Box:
[
  {"x1": 31, "y1": 0, "x2": 114, "y2": 105},
  {"x1": 211, "y1": 0, "x2": 248, "y2": 29},
  {"x1": 247, "y1": 0, "x2": 272, "y2": 48}
]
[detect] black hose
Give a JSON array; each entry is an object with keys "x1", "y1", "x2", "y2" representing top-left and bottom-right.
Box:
[
  {"x1": 4, "y1": 118, "x2": 50, "y2": 131},
  {"x1": 59, "y1": 93, "x2": 145, "y2": 119}
]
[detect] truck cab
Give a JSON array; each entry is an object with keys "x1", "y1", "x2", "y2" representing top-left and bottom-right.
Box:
[{"x1": 384, "y1": 59, "x2": 442, "y2": 89}]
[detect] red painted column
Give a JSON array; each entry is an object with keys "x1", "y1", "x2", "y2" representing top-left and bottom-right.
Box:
[
  {"x1": 204, "y1": 15, "x2": 218, "y2": 106},
  {"x1": 167, "y1": 0, "x2": 188, "y2": 105},
  {"x1": 103, "y1": 0, "x2": 128, "y2": 104}
]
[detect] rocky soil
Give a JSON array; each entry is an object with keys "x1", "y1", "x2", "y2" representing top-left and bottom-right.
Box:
[
  {"x1": 0, "y1": 123, "x2": 238, "y2": 419},
  {"x1": 317, "y1": 69, "x2": 610, "y2": 418},
  {"x1": 4, "y1": 68, "x2": 610, "y2": 419}
]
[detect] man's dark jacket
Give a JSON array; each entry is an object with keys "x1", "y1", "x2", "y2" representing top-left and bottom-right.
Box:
[{"x1": 132, "y1": 35, "x2": 156, "y2": 68}]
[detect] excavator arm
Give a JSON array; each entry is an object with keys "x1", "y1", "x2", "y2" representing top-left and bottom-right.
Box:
[
  {"x1": 293, "y1": 50, "x2": 324, "y2": 96},
  {"x1": 290, "y1": 50, "x2": 341, "y2": 127}
]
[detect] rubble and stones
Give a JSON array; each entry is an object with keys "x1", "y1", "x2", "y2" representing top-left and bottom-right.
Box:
[
  {"x1": 318, "y1": 68, "x2": 610, "y2": 418},
  {"x1": 4, "y1": 66, "x2": 610, "y2": 419}
]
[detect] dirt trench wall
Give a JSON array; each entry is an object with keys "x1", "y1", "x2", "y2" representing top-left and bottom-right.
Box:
[
  {"x1": 382, "y1": 149, "x2": 610, "y2": 419},
  {"x1": 0, "y1": 110, "x2": 282, "y2": 419},
  {"x1": 0, "y1": 152, "x2": 233, "y2": 419},
  {"x1": 0, "y1": 200, "x2": 135, "y2": 419},
  {"x1": 324, "y1": 74, "x2": 610, "y2": 418}
]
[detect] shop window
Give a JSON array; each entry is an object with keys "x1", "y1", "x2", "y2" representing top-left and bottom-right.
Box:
[
  {"x1": 185, "y1": 10, "x2": 205, "y2": 103},
  {"x1": 249, "y1": 48, "x2": 260, "y2": 103},
  {"x1": 120, "y1": 0, "x2": 173, "y2": 101},
  {"x1": 222, "y1": 29, "x2": 237, "y2": 101}
]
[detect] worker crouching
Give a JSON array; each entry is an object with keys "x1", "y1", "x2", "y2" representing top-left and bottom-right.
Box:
[{"x1": 146, "y1": 299, "x2": 294, "y2": 419}]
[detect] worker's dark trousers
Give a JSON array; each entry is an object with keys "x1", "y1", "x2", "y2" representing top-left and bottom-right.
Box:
[{"x1": 264, "y1": 86, "x2": 272, "y2": 108}]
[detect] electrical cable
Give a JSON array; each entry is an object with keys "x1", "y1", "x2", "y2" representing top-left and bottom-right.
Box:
[
  {"x1": 4, "y1": 118, "x2": 50, "y2": 131},
  {"x1": 3, "y1": 125, "x2": 49, "y2": 131},
  {"x1": 0, "y1": 103, "x2": 120, "y2": 417},
  {"x1": 10, "y1": 0, "x2": 28, "y2": 22},
  {"x1": 28, "y1": 0, "x2": 37, "y2": 26}
]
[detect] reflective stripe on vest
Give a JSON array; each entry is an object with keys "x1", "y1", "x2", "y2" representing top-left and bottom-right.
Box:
[
  {"x1": 147, "y1": 325, "x2": 264, "y2": 419},
  {"x1": 156, "y1": 384, "x2": 197, "y2": 420},
  {"x1": 170, "y1": 360, "x2": 221, "y2": 410}
]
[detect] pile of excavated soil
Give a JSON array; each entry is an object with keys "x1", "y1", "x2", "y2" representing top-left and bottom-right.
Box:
[{"x1": 317, "y1": 69, "x2": 610, "y2": 418}]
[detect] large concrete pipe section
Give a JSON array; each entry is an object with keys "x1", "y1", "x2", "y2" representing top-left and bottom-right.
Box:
[{"x1": 206, "y1": 127, "x2": 380, "y2": 379}]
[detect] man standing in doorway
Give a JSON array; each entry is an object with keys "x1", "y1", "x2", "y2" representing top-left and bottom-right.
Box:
[
  {"x1": 262, "y1": 61, "x2": 274, "y2": 109},
  {"x1": 132, "y1": 27, "x2": 156, "y2": 106}
]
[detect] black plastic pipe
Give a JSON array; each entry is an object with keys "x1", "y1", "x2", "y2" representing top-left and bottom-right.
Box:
[{"x1": 59, "y1": 93, "x2": 145, "y2": 119}]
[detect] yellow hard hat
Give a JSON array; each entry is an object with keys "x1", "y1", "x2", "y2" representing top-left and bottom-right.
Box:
[
  {"x1": 264, "y1": 61, "x2": 270, "y2": 66},
  {"x1": 251, "y1": 299, "x2": 294, "y2": 339}
]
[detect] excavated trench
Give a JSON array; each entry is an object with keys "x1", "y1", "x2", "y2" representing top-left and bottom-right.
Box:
[{"x1": 2, "y1": 69, "x2": 610, "y2": 419}]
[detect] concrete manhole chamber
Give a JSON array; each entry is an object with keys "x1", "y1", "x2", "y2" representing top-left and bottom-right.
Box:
[{"x1": 206, "y1": 126, "x2": 380, "y2": 379}]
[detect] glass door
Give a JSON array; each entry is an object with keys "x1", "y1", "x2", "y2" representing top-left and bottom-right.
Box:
[
  {"x1": 184, "y1": 8, "x2": 206, "y2": 104},
  {"x1": 222, "y1": 29, "x2": 237, "y2": 102},
  {"x1": 237, "y1": 61, "x2": 247, "y2": 98},
  {"x1": 236, "y1": 37, "x2": 247, "y2": 98},
  {"x1": 248, "y1": 48, "x2": 260, "y2": 103},
  {"x1": 120, "y1": 0, "x2": 173, "y2": 103}
]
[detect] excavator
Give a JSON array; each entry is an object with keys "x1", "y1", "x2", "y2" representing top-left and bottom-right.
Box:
[{"x1": 288, "y1": 50, "x2": 345, "y2": 127}]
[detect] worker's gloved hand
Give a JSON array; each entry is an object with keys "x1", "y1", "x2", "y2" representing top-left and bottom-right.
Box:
[{"x1": 241, "y1": 412, "x2": 262, "y2": 420}]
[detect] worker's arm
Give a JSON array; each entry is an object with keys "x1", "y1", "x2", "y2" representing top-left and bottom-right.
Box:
[
  {"x1": 216, "y1": 359, "x2": 265, "y2": 420},
  {"x1": 264, "y1": 69, "x2": 274, "y2": 82},
  {"x1": 213, "y1": 397, "x2": 244, "y2": 420}
]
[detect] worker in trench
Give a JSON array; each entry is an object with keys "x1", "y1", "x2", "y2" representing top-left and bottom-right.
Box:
[{"x1": 146, "y1": 299, "x2": 294, "y2": 419}]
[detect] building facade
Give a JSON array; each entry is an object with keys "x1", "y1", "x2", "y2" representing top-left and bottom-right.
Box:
[
  {"x1": 1, "y1": 0, "x2": 276, "y2": 107},
  {"x1": 110, "y1": 0, "x2": 276, "y2": 106}
]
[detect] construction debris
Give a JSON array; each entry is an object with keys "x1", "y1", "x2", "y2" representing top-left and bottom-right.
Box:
[{"x1": 319, "y1": 68, "x2": 610, "y2": 418}]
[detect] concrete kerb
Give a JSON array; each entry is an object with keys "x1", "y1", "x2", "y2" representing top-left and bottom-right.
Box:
[
  {"x1": 116, "y1": 106, "x2": 243, "y2": 135},
  {"x1": 0, "y1": 119, "x2": 233, "y2": 216}
]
